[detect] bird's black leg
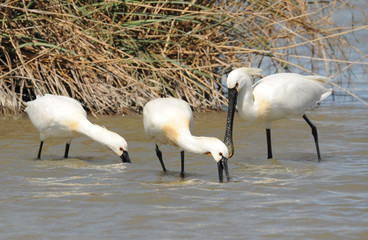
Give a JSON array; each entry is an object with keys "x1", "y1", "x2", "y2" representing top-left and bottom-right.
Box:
[
  {"x1": 303, "y1": 114, "x2": 321, "y2": 162},
  {"x1": 64, "y1": 143, "x2": 70, "y2": 158},
  {"x1": 37, "y1": 141, "x2": 44, "y2": 159},
  {"x1": 155, "y1": 144, "x2": 167, "y2": 172},
  {"x1": 266, "y1": 128, "x2": 273, "y2": 159},
  {"x1": 180, "y1": 151, "x2": 185, "y2": 178}
]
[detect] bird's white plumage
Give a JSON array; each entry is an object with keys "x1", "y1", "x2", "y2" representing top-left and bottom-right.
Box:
[
  {"x1": 25, "y1": 94, "x2": 128, "y2": 157},
  {"x1": 227, "y1": 68, "x2": 332, "y2": 127},
  {"x1": 224, "y1": 67, "x2": 333, "y2": 161},
  {"x1": 143, "y1": 97, "x2": 193, "y2": 146},
  {"x1": 25, "y1": 94, "x2": 87, "y2": 141},
  {"x1": 143, "y1": 98, "x2": 228, "y2": 162}
]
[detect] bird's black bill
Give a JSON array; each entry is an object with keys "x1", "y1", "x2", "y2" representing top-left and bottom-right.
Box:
[
  {"x1": 120, "y1": 150, "x2": 131, "y2": 163},
  {"x1": 217, "y1": 157, "x2": 230, "y2": 183},
  {"x1": 224, "y1": 88, "x2": 238, "y2": 158}
]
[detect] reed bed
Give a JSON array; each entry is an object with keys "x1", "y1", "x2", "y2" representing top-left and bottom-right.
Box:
[{"x1": 0, "y1": 0, "x2": 367, "y2": 115}]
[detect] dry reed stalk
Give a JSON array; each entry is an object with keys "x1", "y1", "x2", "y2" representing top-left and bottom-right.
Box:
[{"x1": 0, "y1": 0, "x2": 366, "y2": 115}]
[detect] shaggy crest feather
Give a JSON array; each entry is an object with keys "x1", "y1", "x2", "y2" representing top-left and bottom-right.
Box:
[
  {"x1": 238, "y1": 67, "x2": 263, "y2": 77},
  {"x1": 305, "y1": 75, "x2": 332, "y2": 85}
]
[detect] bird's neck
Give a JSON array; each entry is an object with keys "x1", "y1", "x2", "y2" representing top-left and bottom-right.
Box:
[
  {"x1": 176, "y1": 131, "x2": 212, "y2": 155},
  {"x1": 77, "y1": 119, "x2": 114, "y2": 148},
  {"x1": 237, "y1": 82, "x2": 257, "y2": 120}
]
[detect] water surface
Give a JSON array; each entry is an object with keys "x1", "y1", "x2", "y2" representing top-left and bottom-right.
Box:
[{"x1": 0, "y1": 102, "x2": 367, "y2": 239}]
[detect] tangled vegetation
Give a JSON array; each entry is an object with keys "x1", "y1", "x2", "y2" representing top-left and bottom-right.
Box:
[{"x1": 0, "y1": 0, "x2": 367, "y2": 115}]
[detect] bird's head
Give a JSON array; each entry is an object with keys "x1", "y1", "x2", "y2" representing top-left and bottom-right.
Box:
[
  {"x1": 204, "y1": 138, "x2": 230, "y2": 182},
  {"x1": 226, "y1": 67, "x2": 263, "y2": 91},
  {"x1": 108, "y1": 132, "x2": 131, "y2": 163},
  {"x1": 205, "y1": 138, "x2": 229, "y2": 162},
  {"x1": 224, "y1": 67, "x2": 263, "y2": 159}
]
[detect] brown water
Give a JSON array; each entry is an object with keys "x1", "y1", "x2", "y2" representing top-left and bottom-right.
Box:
[{"x1": 1, "y1": 103, "x2": 368, "y2": 239}]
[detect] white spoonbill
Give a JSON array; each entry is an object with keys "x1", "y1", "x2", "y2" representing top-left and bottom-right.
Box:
[
  {"x1": 25, "y1": 94, "x2": 131, "y2": 163},
  {"x1": 143, "y1": 98, "x2": 230, "y2": 182},
  {"x1": 224, "y1": 67, "x2": 332, "y2": 161}
]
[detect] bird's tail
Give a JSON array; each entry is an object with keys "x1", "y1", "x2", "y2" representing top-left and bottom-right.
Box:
[
  {"x1": 319, "y1": 89, "x2": 333, "y2": 103},
  {"x1": 306, "y1": 75, "x2": 333, "y2": 103}
]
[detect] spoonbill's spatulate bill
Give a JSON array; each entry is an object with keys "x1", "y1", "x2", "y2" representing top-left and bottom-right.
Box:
[
  {"x1": 25, "y1": 94, "x2": 131, "y2": 163},
  {"x1": 224, "y1": 68, "x2": 332, "y2": 161},
  {"x1": 143, "y1": 98, "x2": 230, "y2": 182}
]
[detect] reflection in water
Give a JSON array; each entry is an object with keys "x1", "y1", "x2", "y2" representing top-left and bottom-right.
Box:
[{"x1": 0, "y1": 105, "x2": 368, "y2": 239}]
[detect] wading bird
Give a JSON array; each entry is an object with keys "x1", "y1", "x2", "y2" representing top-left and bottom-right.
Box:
[
  {"x1": 224, "y1": 67, "x2": 332, "y2": 161},
  {"x1": 25, "y1": 94, "x2": 131, "y2": 163},
  {"x1": 143, "y1": 98, "x2": 230, "y2": 182}
]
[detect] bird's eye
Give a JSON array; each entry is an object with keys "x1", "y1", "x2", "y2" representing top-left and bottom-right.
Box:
[
  {"x1": 219, "y1": 152, "x2": 223, "y2": 156},
  {"x1": 119, "y1": 147, "x2": 123, "y2": 151}
]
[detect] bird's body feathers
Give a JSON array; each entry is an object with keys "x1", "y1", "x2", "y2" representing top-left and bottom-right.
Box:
[
  {"x1": 25, "y1": 94, "x2": 86, "y2": 141},
  {"x1": 143, "y1": 97, "x2": 193, "y2": 147},
  {"x1": 237, "y1": 72, "x2": 332, "y2": 127}
]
